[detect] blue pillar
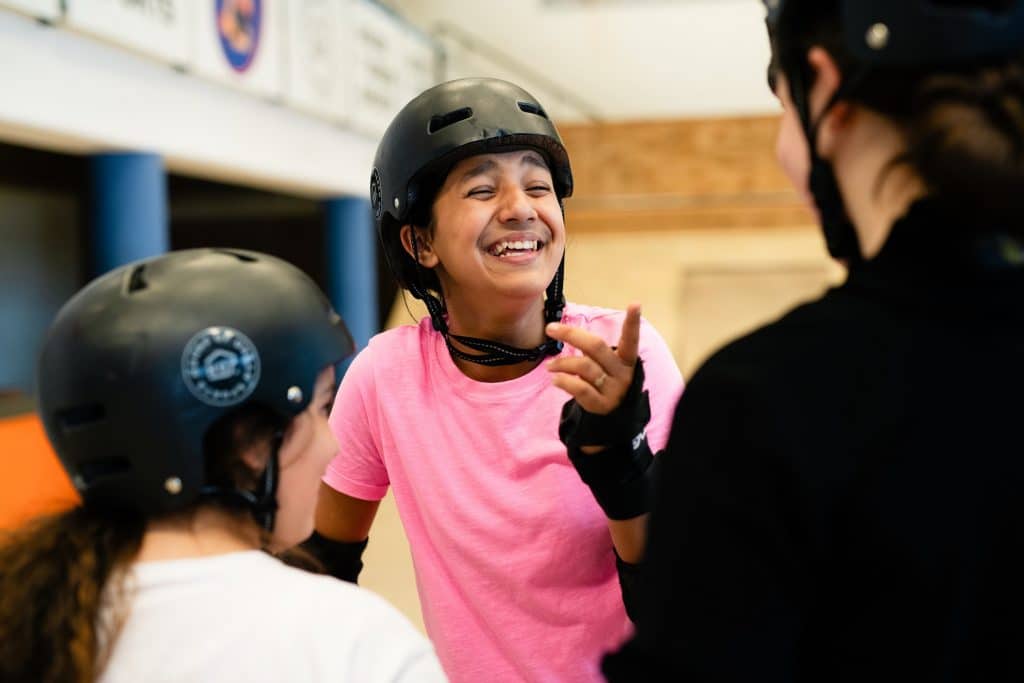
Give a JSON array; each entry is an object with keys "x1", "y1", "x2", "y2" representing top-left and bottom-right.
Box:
[
  {"x1": 89, "y1": 153, "x2": 168, "y2": 277},
  {"x1": 325, "y1": 197, "x2": 379, "y2": 362}
]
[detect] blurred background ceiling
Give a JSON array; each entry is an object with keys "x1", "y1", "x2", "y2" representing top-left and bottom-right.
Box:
[{"x1": 388, "y1": 0, "x2": 776, "y2": 122}]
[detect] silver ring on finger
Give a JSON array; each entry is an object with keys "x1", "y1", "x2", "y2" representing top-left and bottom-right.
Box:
[{"x1": 593, "y1": 373, "x2": 607, "y2": 390}]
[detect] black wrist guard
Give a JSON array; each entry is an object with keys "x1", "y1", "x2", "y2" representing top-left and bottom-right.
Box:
[
  {"x1": 567, "y1": 432, "x2": 655, "y2": 520},
  {"x1": 559, "y1": 359, "x2": 650, "y2": 449},
  {"x1": 559, "y1": 360, "x2": 656, "y2": 520},
  {"x1": 301, "y1": 531, "x2": 368, "y2": 584}
]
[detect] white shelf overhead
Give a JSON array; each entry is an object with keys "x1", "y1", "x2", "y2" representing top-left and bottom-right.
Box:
[
  {"x1": 64, "y1": 0, "x2": 193, "y2": 66},
  {"x1": 0, "y1": 0, "x2": 58, "y2": 20}
]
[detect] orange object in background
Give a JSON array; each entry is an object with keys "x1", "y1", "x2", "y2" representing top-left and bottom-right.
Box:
[{"x1": 0, "y1": 413, "x2": 79, "y2": 530}]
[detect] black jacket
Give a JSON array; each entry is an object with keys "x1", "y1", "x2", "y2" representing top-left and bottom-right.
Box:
[{"x1": 604, "y1": 199, "x2": 1024, "y2": 682}]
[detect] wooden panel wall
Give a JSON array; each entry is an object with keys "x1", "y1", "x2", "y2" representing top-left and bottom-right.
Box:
[{"x1": 558, "y1": 115, "x2": 816, "y2": 232}]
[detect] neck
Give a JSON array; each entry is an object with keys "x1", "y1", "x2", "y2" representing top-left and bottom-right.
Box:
[
  {"x1": 444, "y1": 293, "x2": 550, "y2": 382},
  {"x1": 832, "y1": 110, "x2": 927, "y2": 259},
  {"x1": 135, "y1": 505, "x2": 261, "y2": 563}
]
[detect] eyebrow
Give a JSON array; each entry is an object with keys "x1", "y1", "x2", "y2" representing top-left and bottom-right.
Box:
[
  {"x1": 457, "y1": 153, "x2": 550, "y2": 183},
  {"x1": 458, "y1": 159, "x2": 497, "y2": 183},
  {"x1": 522, "y1": 153, "x2": 549, "y2": 171}
]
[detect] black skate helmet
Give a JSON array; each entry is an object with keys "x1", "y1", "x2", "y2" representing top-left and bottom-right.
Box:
[{"x1": 37, "y1": 249, "x2": 354, "y2": 527}]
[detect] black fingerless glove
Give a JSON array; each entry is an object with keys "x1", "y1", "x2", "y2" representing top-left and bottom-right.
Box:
[{"x1": 559, "y1": 360, "x2": 655, "y2": 520}]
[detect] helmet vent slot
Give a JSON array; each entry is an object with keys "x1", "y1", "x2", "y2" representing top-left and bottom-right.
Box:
[
  {"x1": 56, "y1": 403, "x2": 107, "y2": 432},
  {"x1": 213, "y1": 249, "x2": 258, "y2": 263},
  {"x1": 126, "y1": 265, "x2": 148, "y2": 294},
  {"x1": 76, "y1": 457, "x2": 131, "y2": 486},
  {"x1": 429, "y1": 107, "x2": 473, "y2": 134},
  {"x1": 518, "y1": 101, "x2": 549, "y2": 119}
]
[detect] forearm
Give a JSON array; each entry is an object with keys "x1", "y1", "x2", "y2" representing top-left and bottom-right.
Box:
[
  {"x1": 608, "y1": 514, "x2": 647, "y2": 564},
  {"x1": 563, "y1": 360, "x2": 657, "y2": 564},
  {"x1": 307, "y1": 483, "x2": 381, "y2": 583},
  {"x1": 578, "y1": 441, "x2": 651, "y2": 562}
]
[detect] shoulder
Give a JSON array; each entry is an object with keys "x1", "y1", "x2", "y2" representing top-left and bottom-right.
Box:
[
  {"x1": 562, "y1": 302, "x2": 665, "y2": 341},
  {"x1": 563, "y1": 302, "x2": 675, "y2": 369},
  {"x1": 706, "y1": 286, "x2": 861, "y2": 371},
  {"x1": 282, "y1": 568, "x2": 441, "y2": 674},
  {"x1": 683, "y1": 287, "x2": 863, "y2": 412},
  {"x1": 115, "y1": 553, "x2": 440, "y2": 681},
  {"x1": 562, "y1": 301, "x2": 624, "y2": 325},
  {"x1": 344, "y1": 319, "x2": 434, "y2": 385},
  {"x1": 359, "y1": 319, "x2": 432, "y2": 359},
  {"x1": 245, "y1": 556, "x2": 425, "y2": 636}
]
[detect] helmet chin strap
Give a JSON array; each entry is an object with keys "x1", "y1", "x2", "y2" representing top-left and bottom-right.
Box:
[
  {"x1": 201, "y1": 430, "x2": 282, "y2": 533},
  {"x1": 791, "y1": 62, "x2": 869, "y2": 265},
  {"x1": 809, "y1": 155, "x2": 863, "y2": 263},
  {"x1": 408, "y1": 233, "x2": 566, "y2": 367}
]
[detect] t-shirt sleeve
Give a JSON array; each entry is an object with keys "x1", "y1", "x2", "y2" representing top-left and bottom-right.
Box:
[
  {"x1": 637, "y1": 317, "x2": 684, "y2": 453},
  {"x1": 323, "y1": 347, "x2": 390, "y2": 501}
]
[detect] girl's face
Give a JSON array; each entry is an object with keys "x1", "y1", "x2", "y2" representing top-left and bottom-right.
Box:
[
  {"x1": 773, "y1": 74, "x2": 817, "y2": 212},
  {"x1": 268, "y1": 366, "x2": 338, "y2": 550},
  {"x1": 411, "y1": 149, "x2": 566, "y2": 308}
]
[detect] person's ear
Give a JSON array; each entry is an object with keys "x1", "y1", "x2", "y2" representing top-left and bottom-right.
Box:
[
  {"x1": 807, "y1": 46, "x2": 854, "y2": 158},
  {"x1": 238, "y1": 441, "x2": 269, "y2": 476},
  {"x1": 400, "y1": 225, "x2": 439, "y2": 268}
]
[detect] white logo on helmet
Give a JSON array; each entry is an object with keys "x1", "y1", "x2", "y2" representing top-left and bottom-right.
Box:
[{"x1": 181, "y1": 326, "x2": 261, "y2": 407}]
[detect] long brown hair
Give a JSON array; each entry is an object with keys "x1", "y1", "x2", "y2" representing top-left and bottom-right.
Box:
[
  {"x1": 0, "y1": 403, "x2": 300, "y2": 682},
  {"x1": 0, "y1": 507, "x2": 143, "y2": 682}
]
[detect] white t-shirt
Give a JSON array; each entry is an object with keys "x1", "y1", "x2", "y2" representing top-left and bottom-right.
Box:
[{"x1": 99, "y1": 551, "x2": 446, "y2": 683}]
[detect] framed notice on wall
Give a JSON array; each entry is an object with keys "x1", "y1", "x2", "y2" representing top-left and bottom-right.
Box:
[
  {"x1": 283, "y1": 0, "x2": 349, "y2": 122},
  {"x1": 64, "y1": 0, "x2": 192, "y2": 65},
  {"x1": 0, "y1": 0, "x2": 60, "y2": 20},
  {"x1": 400, "y1": 26, "x2": 436, "y2": 111},
  {"x1": 190, "y1": 0, "x2": 285, "y2": 99},
  {"x1": 346, "y1": 0, "x2": 405, "y2": 138}
]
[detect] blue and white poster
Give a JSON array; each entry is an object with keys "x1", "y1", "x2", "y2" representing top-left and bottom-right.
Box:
[
  {"x1": 191, "y1": 0, "x2": 283, "y2": 98},
  {"x1": 215, "y1": 0, "x2": 261, "y2": 73}
]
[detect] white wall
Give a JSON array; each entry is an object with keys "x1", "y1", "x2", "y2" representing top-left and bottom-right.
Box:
[
  {"x1": 0, "y1": 10, "x2": 376, "y2": 198},
  {"x1": 391, "y1": 0, "x2": 777, "y2": 121}
]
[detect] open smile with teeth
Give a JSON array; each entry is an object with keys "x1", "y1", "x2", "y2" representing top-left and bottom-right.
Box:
[{"x1": 488, "y1": 239, "x2": 543, "y2": 257}]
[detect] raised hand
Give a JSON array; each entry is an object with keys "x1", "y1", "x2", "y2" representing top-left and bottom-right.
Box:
[{"x1": 545, "y1": 303, "x2": 642, "y2": 415}]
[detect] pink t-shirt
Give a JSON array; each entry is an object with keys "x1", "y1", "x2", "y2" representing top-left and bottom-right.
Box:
[{"x1": 325, "y1": 303, "x2": 684, "y2": 683}]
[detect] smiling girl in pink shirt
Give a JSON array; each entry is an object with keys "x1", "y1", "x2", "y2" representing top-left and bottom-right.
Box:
[{"x1": 308, "y1": 78, "x2": 683, "y2": 683}]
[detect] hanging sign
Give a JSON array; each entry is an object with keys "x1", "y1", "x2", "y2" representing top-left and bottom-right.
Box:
[
  {"x1": 64, "y1": 0, "x2": 191, "y2": 65},
  {"x1": 346, "y1": 0, "x2": 405, "y2": 137},
  {"x1": 283, "y1": 0, "x2": 349, "y2": 121},
  {"x1": 400, "y1": 26, "x2": 436, "y2": 111}
]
